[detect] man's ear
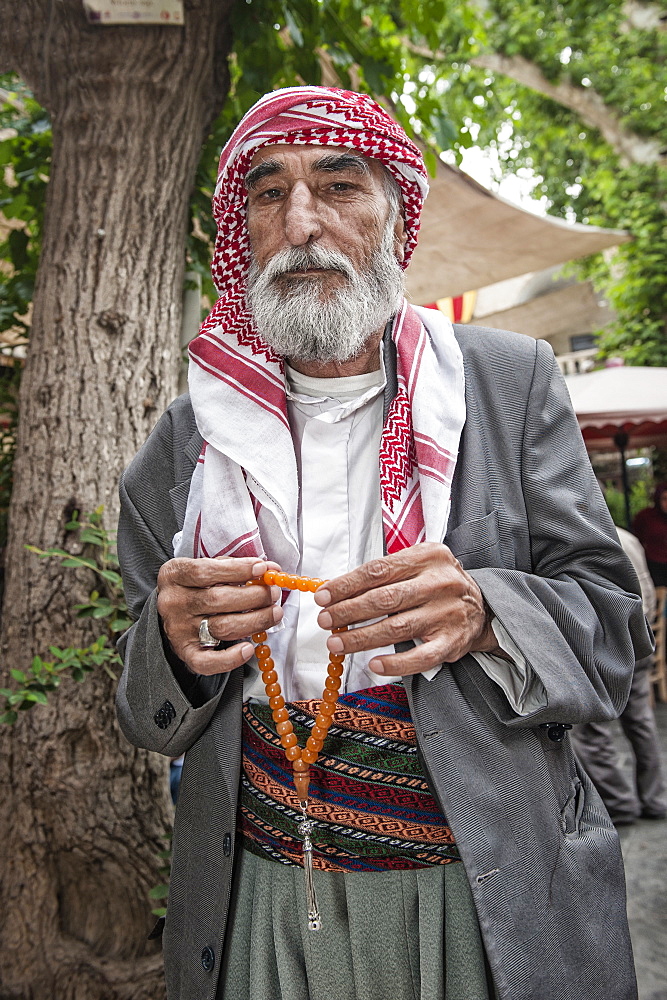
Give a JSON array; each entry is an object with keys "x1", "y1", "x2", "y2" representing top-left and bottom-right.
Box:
[{"x1": 393, "y1": 213, "x2": 408, "y2": 263}]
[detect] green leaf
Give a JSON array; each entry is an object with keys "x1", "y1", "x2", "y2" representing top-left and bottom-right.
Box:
[
  {"x1": 0, "y1": 711, "x2": 18, "y2": 725},
  {"x1": 10, "y1": 669, "x2": 26, "y2": 682},
  {"x1": 148, "y1": 883, "x2": 170, "y2": 900},
  {"x1": 151, "y1": 907, "x2": 168, "y2": 917}
]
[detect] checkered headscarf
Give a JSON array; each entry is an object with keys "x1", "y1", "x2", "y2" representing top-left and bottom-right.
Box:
[{"x1": 177, "y1": 88, "x2": 464, "y2": 574}]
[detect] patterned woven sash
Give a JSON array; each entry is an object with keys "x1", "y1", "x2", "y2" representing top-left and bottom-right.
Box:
[{"x1": 240, "y1": 682, "x2": 460, "y2": 872}]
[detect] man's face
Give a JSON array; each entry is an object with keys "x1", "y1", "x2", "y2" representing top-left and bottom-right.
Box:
[
  {"x1": 245, "y1": 144, "x2": 406, "y2": 299},
  {"x1": 243, "y1": 144, "x2": 407, "y2": 364}
]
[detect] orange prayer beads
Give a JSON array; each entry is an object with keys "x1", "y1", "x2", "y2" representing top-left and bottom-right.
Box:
[{"x1": 248, "y1": 571, "x2": 346, "y2": 803}]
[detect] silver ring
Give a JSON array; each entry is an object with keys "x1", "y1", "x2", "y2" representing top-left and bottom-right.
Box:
[{"x1": 199, "y1": 618, "x2": 219, "y2": 648}]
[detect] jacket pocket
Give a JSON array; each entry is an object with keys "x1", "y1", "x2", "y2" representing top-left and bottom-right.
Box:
[{"x1": 445, "y1": 510, "x2": 502, "y2": 569}]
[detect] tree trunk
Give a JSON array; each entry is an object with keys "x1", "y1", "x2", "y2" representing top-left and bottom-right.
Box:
[{"x1": 0, "y1": 2, "x2": 234, "y2": 996}]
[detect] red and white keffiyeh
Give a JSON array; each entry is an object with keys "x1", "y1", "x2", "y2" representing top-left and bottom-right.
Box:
[{"x1": 174, "y1": 87, "x2": 465, "y2": 572}]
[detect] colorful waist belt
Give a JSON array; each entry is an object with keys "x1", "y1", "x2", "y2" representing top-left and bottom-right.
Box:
[{"x1": 240, "y1": 681, "x2": 460, "y2": 873}]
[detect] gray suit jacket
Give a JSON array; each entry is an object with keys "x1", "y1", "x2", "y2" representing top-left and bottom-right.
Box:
[{"x1": 116, "y1": 325, "x2": 652, "y2": 1000}]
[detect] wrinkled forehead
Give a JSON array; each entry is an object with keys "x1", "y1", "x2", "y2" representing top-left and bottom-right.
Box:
[{"x1": 244, "y1": 143, "x2": 391, "y2": 192}]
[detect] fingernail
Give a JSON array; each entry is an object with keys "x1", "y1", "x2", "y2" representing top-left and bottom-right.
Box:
[
  {"x1": 314, "y1": 588, "x2": 331, "y2": 606},
  {"x1": 251, "y1": 561, "x2": 267, "y2": 577},
  {"x1": 318, "y1": 611, "x2": 333, "y2": 629},
  {"x1": 240, "y1": 643, "x2": 254, "y2": 659},
  {"x1": 272, "y1": 606, "x2": 284, "y2": 624},
  {"x1": 327, "y1": 635, "x2": 344, "y2": 653},
  {"x1": 368, "y1": 658, "x2": 384, "y2": 674}
]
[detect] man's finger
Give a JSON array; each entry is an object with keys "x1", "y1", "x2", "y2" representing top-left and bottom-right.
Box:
[
  {"x1": 325, "y1": 611, "x2": 428, "y2": 657},
  {"x1": 316, "y1": 578, "x2": 428, "y2": 631},
  {"x1": 314, "y1": 543, "x2": 455, "y2": 607},
  {"x1": 202, "y1": 605, "x2": 283, "y2": 643},
  {"x1": 186, "y1": 640, "x2": 256, "y2": 676},
  {"x1": 366, "y1": 638, "x2": 452, "y2": 676},
  {"x1": 163, "y1": 581, "x2": 281, "y2": 619},
  {"x1": 159, "y1": 556, "x2": 269, "y2": 589}
]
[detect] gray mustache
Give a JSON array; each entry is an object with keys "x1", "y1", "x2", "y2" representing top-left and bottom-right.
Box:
[{"x1": 261, "y1": 246, "x2": 356, "y2": 282}]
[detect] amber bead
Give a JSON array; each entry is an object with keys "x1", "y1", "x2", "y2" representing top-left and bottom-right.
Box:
[
  {"x1": 294, "y1": 773, "x2": 310, "y2": 801},
  {"x1": 297, "y1": 577, "x2": 311, "y2": 592},
  {"x1": 276, "y1": 720, "x2": 293, "y2": 736},
  {"x1": 265, "y1": 682, "x2": 281, "y2": 697},
  {"x1": 332, "y1": 625, "x2": 348, "y2": 633},
  {"x1": 306, "y1": 736, "x2": 324, "y2": 753},
  {"x1": 325, "y1": 675, "x2": 341, "y2": 692},
  {"x1": 292, "y1": 757, "x2": 309, "y2": 773},
  {"x1": 264, "y1": 571, "x2": 276, "y2": 585},
  {"x1": 308, "y1": 579, "x2": 323, "y2": 592},
  {"x1": 272, "y1": 707, "x2": 289, "y2": 724},
  {"x1": 284, "y1": 575, "x2": 297, "y2": 589},
  {"x1": 251, "y1": 630, "x2": 268, "y2": 643},
  {"x1": 261, "y1": 669, "x2": 278, "y2": 686},
  {"x1": 310, "y1": 724, "x2": 327, "y2": 741},
  {"x1": 328, "y1": 661, "x2": 344, "y2": 677},
  {"x1": 255, "y1": 644, "x2": 271, "y2": 659},
  {"x1": 301, "y1": 747, "x2": 319, "y2": 764},
  {"x1": 274, "y1": 573, "x2": 288, "y2": 588},
  {"x1": 329, "y1": 652, "x2": 345, "y2": 665},
  {"x1": 269, "y1": 695, "x2": 285, "y2": 711},
  {"x1": 322, "y1": 688, "x2": 338, "y2": 704},
  {"x1": 281, "y1": 732, "x2": 298, "y2": 749},
  {"x1": 315, "y1": 713, "x2": 332, "y2": 730},
  {"x1": 319, "y1": 701, "x2": 336, "y2": 717},
  {"x1": 285, "y1": 744, "x2": 301, "y2": 760}
]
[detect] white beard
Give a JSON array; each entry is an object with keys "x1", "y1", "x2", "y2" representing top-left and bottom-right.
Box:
[{"x1": 245, "y1": 223, "x2": 404, "y2": 363}]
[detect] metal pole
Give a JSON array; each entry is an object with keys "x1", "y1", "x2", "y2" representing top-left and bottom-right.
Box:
[{"x1": 614, "y1": 431, "x2": 631, "y2": 528}]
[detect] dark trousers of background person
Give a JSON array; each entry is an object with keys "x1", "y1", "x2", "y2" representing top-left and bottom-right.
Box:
[{"x1": 571, "y1": 657, "x2": 667, "y2": 824}]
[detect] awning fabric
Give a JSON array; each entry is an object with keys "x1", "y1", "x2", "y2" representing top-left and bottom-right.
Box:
[
  {"x1": 564, "y1": 366, "x2": 667, "y2": 451},
  {"x1": 405, "y1": 162, "x2": 630, "y2": 304}
]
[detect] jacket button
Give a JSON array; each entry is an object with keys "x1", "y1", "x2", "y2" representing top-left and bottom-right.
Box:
[
  {"x1": 201, "y1": 946, "x2": 215, "y2": 972},
  {"x1": 546, "y1": 723, "x2": 572, "y2": 743},
  {"x1": 154, "y1": 700, "x2": 176, "y2": 730}
]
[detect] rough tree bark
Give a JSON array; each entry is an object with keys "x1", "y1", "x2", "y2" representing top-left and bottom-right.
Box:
[{"x1": 0, "y1": 2, "x2": 235, "y2": 997}]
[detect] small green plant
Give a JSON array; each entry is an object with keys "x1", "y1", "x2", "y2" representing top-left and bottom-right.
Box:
[
  {"x1": 0, "y1": 508, "x2": 130, "y2": 724},
  {"x1": 149, "y1": 831, "x2": 173, "y2": 918}
]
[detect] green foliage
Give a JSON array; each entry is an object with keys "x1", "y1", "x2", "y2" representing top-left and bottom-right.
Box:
[
  {"x1": 0, "y1": 76, "x2": 50, "y2": 337},
  {"x1": 603, "y1": 478, "x2": 653, "y2": 528},
  {"x1": 0, "y1": 509, "x2": 128, "y2": 724},
  {"x1": 150, "y1": 831, "x2": 173, "y2": 918}
]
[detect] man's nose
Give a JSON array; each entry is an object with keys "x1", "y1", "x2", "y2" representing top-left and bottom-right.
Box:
[{"x1": 283, "y1": 182, "x2": 323, "y2": 246}]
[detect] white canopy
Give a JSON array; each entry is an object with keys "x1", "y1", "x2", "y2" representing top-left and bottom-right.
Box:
[
  {"x1": 563, "y1": 366, "x2": 667, "y2": 450},
  {"x1": 405, "y1": 162, "x2": 630, "y2": 304}
]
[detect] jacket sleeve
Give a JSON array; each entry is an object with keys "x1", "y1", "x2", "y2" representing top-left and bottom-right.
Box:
[
  {"x1": 467, "y1": 341, "x2": 653, "y2": 727},
  {"x1": 115, "y1": 397, "x2": 230, "y2": 757}
]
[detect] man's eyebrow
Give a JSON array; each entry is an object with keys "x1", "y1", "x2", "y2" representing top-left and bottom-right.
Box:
[
  {"x1": 245, "y1": 159, "x2": 284, "y2": 190},
  {"x1": 312, "y1": 153, "x2": 370, "y2": 175}
]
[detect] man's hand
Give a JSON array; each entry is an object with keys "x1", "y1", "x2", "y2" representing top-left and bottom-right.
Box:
[
  {"x1": 156, "y1": 557, "x2": 283, "y2": 675},
  {"x1": 314, "y1": 542, "x2": 498, "y2": 676}
]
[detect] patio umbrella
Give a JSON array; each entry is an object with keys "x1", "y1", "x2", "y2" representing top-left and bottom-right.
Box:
[{"x1": 564, "y1": 366, "x2": 667, "y2": 526}]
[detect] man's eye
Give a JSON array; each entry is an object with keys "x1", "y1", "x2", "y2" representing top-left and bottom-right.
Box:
[
  {"x1": 258, "y1": 187, "x2": 283, "y2": 200},
  {"x1": 330, "y1": 182, "x2": 353, "y2": 192}
]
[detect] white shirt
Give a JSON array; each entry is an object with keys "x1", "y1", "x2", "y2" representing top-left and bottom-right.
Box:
[{"x1": 244, "y1": 360, "x2": 545, "y2": 715}]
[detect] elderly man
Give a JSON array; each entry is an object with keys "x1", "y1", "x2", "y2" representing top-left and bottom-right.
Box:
[{"x1": 116, "y1": 88, "x2": 651, "y2": 1000}]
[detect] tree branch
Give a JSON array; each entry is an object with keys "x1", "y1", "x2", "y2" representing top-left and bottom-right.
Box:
[{"x1": 471, "y1": 52, "x2": 665, "y2": 166}]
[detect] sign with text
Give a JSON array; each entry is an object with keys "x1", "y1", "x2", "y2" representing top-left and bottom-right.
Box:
[{"x1": 84, "y1": 0, "x2": 183, "y2": 25}]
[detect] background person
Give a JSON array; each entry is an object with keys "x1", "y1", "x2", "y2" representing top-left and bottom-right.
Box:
[
  {"x1": 572, "y1": 524, "x2": 666, "y2": 824},
  {"x1": 633, "y1": 482, "x2": 667, "y2": 586}
]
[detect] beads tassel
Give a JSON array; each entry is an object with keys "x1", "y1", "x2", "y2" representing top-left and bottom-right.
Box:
[{"x1": 249, "y1": 570, "x2": 346, "y2": 933}]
